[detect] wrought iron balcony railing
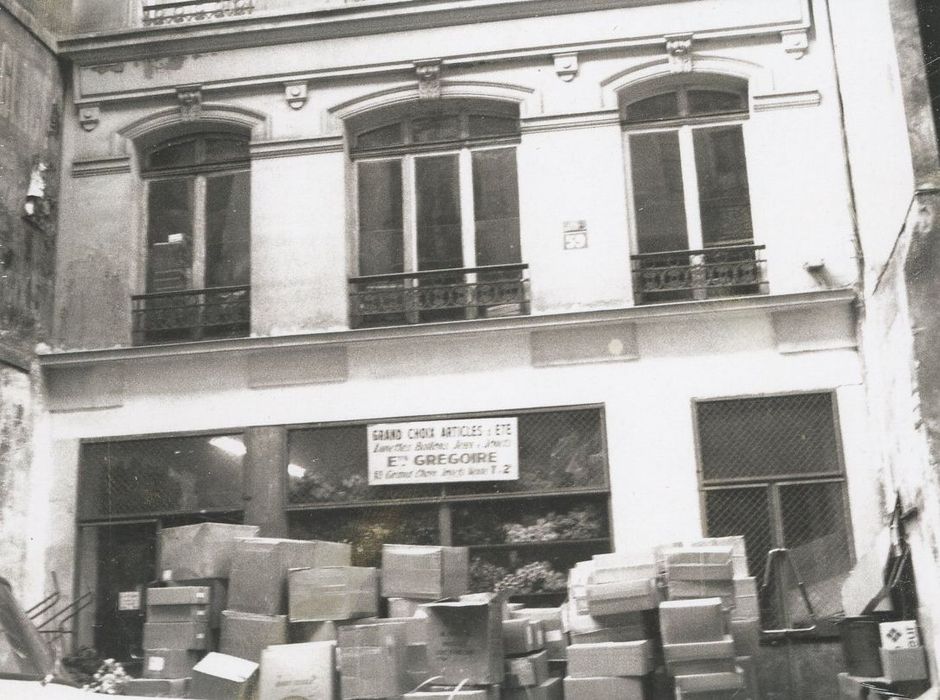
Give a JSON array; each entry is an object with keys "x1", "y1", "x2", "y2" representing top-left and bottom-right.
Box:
[
  {"x1": 349, "y1": 263, "x2": 530, "y2": 329},
  {"x1": 142, "y1": 0, "x2": 255, "y2": 25},
  {"x1": 631, "y1": 244, "x2": 767, "y2": 305},
  {"x1": 131, "y1": 285, "x2": 250, "y2": 345}
]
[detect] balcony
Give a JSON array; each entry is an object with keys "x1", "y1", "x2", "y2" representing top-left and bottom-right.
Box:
[
  {"x1": 349, "y1": 264, "x2": 530, "y2": 329},
  {"x1": 131, "y1": 285, "x2": 250, "y2": 345},
  {"x1": 631, "y1": 244, "x2": 767, "y2": 305}
]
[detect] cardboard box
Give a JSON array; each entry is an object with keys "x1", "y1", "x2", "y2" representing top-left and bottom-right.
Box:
[
  {"x1": 879, "y1": 620, "x2": 922, "y2": 649},
  {"x1": 169, "y1": 579, "x2": 227, "y2": 629},
  {"x1": 586, "y1": 578, "x2": 659, "y2": 616},
  {"x1": 423, "y1": 594, "x2": 504, "y2": 685},
  {"x1": 503, "y1": 618, "x2": 544, "y2": 656},
  {"x1": 664, "y1": 547, "x2": 735, "y2": 582},
  {"x1": 511, "y1": 608, "x2": 566, "y2": 661},
  {"x1": 388, "y1": 597, "x2": 425, "y2": 618},
  {"x1": 688, "y1": 536, "x2": 749, "y2": 577},
  {"x1": 287, "y1": 566, "x2": 379, "y2": 622},
  {"x1": 143, "y1": 620, "x2": 210, "y2": 651},
  {"x1": 730, "y1": 618, "x2": 760, "y2": 657},
  {"x1": 674, "y1": 671, "x2": 744, "y2": 694},
  {"x1": 664, "y1": 636, "x2": 735, "y2": 663},
  {"x1": 228, "y1": 537, "x2": 352, "y2": 616},
  {"x1": 159, "y1": 523, "x2": 260, "y2": 581},
  {"x1": 219, "y1": 610, "x2": 288, "y2": 662},
  {"x1": 337, "y1": 621, "x2": 411, "y2": 700},
  {"x1": 659, "y1": 599, "x2": 726, "y2": 645},
  {"x1": 258, "y1": 641, "x2": 336, "y2": 700},
  {"x1": 381, "y1": 545, "x2": 470, "y2": 600},
  {"x1": 563, "y1": 675, "x2": 646, "y2": 700},
  {"x1": 880, "y1": 646, "x2": 928, "y2": 682},
  {"x1": 567, "y1": 640, "x2": 652, "y2": 678},
  {"x1": 404, "y1": 688, "x2": 500, "y2": 700},
  {"x1": 190, "y1": 652, "x2": 258, "y2": 700},
  {"x1": 837, "y1": 672, "x2": 870, "y2": 700},
  {"x1": 505, "y1": 649, "x2": 549, "y2": 688},
  {"x1": 567, "y1": 561, "x2": 593, "y2": 614},
  {"x1": 737, "y1": 655, "x2": 761, "y2": 700},
  {"x1": 590, "y1": 561, "x2": 657, "y2": 586},
  {"x1": 143, "y1": 649, "x2": 202, "y2": 679},
  {"x1": 564, "y1": 602, "x2": 645, "y2": 637},
  {"x1": 667, "y1": 658, "x2": 738, "y2": 677},
  {"x1": 123, "y1": 677, "x2": 189, "y2": 697},
  {"x1": 148, "y1": 586, "x2": 211, "y2": 607},
  {"x1": 289, "y1": 619, "x2": 338, "y2": 644},
  {"x1": 503, "y1": 676, "x2": 562, "y2": 700},
  {"x1": 667, "y1": 579, "x2": 735, "y2": 603},
  {"x1": 147, "y1": 604, "x2": 209, "y2": 625}
]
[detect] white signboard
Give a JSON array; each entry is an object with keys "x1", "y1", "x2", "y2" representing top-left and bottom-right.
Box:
[
  {"x1": 118, "y1": 590, "x2": 141, "y2": 611},
  {"x1": 368, "y1": 417, "x2": 518, "y2": 485}
]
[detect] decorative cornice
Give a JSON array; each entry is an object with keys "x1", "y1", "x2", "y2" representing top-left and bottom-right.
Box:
[
  {"x1": 752, "y1": 90, "x2": 821, "y2": 112},
  {"x1": 38, "y1": 288, "x2": 857, "y2": 370},
  {"x1": 249, "y1": 135, "x2": 344, "y2": 159},
  {"x1": 71, "y1": 156, "x2": 133, "y2": 178},
  {"x1": 520, "y1": 110, "x2": 620, "y2": 135}
]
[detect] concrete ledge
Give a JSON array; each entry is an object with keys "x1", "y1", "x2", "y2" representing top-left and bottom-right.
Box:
[
  {"x1": 771, "y1": 302, "x2": 857, "y2": 354},
  {"x1": 45, "y1": 364, "x2": 125, "y2": 412},
  {"x1": 246, "y1": 345, "x2": 347, "y2": 387},
  {"x1": 531, "y1": 321, "x2": 638, "y2": 367}
]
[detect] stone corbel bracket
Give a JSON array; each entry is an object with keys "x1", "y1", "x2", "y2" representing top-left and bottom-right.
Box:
[
  {"x1": 781, "y1": 29, "x2": 809, "y2": 59},
  {"x1": 176, "y1": 84, "x2": 203, "y2": 120},
  {"x1": 665, "y1": 33, "x2": 694, "y2": 73},
  {"x1": 78, "y1": 103, "x2": 100, "y2": 132},
  {"x1": 415, "y1": 59, "x2": 442, "y2": 100},
  {"x1": 284, "y1": 80, "x2": 309, "y2": 110},
  {"x1": 553, "y1": 53, "x2": 579, "y2": 82}
]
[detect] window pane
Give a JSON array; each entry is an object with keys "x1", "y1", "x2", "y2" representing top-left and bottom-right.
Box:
[
  {"x1": 412, "y1": 115, "x2": 461, "y2": 144},
  {"x1": 356, "y1": 123, "x2": 404, "y2": 150},
  {"x1": 630, "y1": 131, "x2": 689, "y2": 252},
  {"x1": 358, "y1": 160, "x2": 404, "y2": 275},
  {"x1": 704, "y1": 486, "x2": 774, "y2": 591},
  {"x1": 468, "y1": 114, "x2": 519, "y2": 138},
  {"x1": 205, "y1": 171, "x2": 251, "y2": 287},
  {"x1": 147, "y1": 139, "x2": 197, "y2": 170},
  {"x1": 698, "y1": 394, "x2": 841, "y2": 481},
  {"x1": 472, "y1": 148, "x2": 520, "y2": 266},
  {"x1": 780, "y1": 482, "x2": 853, "y2": 621},
  {"x1": 416, "y1": 154, "x2": 463, "y2": 270},
  {"x1": 147, "y1": 178, "x2": 193, "y2": 292},
  {"x1": 694, "y1": 125, "x2": 753, "y2": 246},
  {"x1": 687, "y1": 89, "x2": 747, "y2": 117},
  {"x1": 205, "y1": 136, "x2": 249, "y2": 164},
  {"x1": 625, "y1": 92, "x2": 680, "y2": 123},
  {"x1": 78, "y1": 435, "x2": 245, "y2": 519}
]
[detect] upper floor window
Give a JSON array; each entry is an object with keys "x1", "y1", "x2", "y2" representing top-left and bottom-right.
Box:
[
  {"x1": 350, "y1": 102, "x2": 521, "y2": 276},
  {"x1": 623, "y1": 82, "x2": 752, "y2": 254},
  {"x1": 142, "y1": 132, "x2": 251, "y2": 293}
]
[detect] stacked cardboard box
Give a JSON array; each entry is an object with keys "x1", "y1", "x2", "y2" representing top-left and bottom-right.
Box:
[
  {"x1": 143, "y1": 585, "x2": 214, "y2": 681},
  {"x1": 189, "y1": 652, "x2": 259, "y2": 700},
  {"x1": 565, "y1": 639, "x2": 653, "y2": 700},
  {"x1": 258, "y1": 640, "x2": 337, "y2": 700}
]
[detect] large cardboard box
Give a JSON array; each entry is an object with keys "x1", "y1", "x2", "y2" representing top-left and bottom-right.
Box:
[
  {"x1": 190, "y1": 652, "x2": 258, "y2": 700},
  {"x1": 659, "y1": 599, "x2": 726, "y2": 645},
  {"x1": 337, "y1": 620, "x2": 411, "y2": 699},
  {"x1": 143, "y1": 649, "x2": 202, "y2": 679},
  {"x1": 505, "y1": 649, "x2": 549, "y2": 688},
  {"x1": 503, "y1": 618, "x2": 544, "y2": 656},
  {"x1": 688, "y1": 536, "x2": 749, "y2": 577},
  {"x1": 730, "y1": 618, "x2": 760, "y2": 656},
  {"x1": 664, "y1": 547, "x2": 735, "y2": 582},
  {"x1": 586, "y1": 578, "x2": 659, "y2": 616},
  {"x1": 258, "y1": 641, "x2": 336, "y2": 700},
  {"x1": 288, "y1": 566, "x2": 379, "y2": 622},
  {"x1": 590, "y1": 559, "x2": 657, "y2": 586},
  {"x1": 169, "y1": 579, "x2": 227, "y2": 628},
  {"x1": 123, "y1": 677, "x2": 189, "y2": 697},
  {"x1": 143, "y1": 620, "x2": 210, "y2": 651},
  {"x1": 664, "y1": 636, "x2": 735, "y2": 664},
  {"x1": 511, "y1": 608, "x2": 566, "y2": 661},
  {"x1": 219, "y1": 610, "x2": 288, "y2": 662},
  {"x1": 290, "y1": 619, "x2": 338, "y2": 644},
  {"x1": 880, "y1": 646, "x2": 928, "y2": 682},
  {"x1": 148, "y1": 586, "x2": 211, "y2": 607},
  {"x1": 147, "y1": 604, "x2": 209, "y2": 625},
  {"x1": 423, "y1": 595, "x2": 504, "y2": 685},
  {"x1": 388, "y1": 597, "x2": 425, "y2": 618},
  {"x1": 159, "y1": 523, "x2": 260, "y2": 581},
  {"x1": 667, "y1": 579, "x2": 735, "y2": 603},
  {"x1": 674, "y1": 671, "x2": 744, "y2": 694},
  {"x1": 563, "y1": 675, "x2": 646, "y2": 700},
  {"x1": 567, "y1": 640, "x2": 652, "y2": 678},
  {"x1": 381, "y1": 545, "x2": 470, "y2": 600},
  {"x1": 503, "y1": 676, "x2": 562, "y2": 700},
  {"x1": 229, "y1": 538, "x2": 352, "y2": 615}
]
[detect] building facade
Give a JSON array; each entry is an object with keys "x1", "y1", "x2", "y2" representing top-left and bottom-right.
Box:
[{"x1": 5, "y1": 0, "x2": 924, "y2": 694}]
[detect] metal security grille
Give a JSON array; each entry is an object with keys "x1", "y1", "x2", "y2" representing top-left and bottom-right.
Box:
[{"x1": 697, "y1": 393, "x2": 853, "y2": 626}]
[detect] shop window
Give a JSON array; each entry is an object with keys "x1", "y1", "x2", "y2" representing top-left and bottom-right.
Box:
[
  {"x1": 348, "y1": 101, "x2": 529, "y2": 327},
  {"x1": 696, "y1": 393, "x2": 853, "y2": 630},
  {"x1": 286, "y1": 407, "x2": 611, "y2": 599},
  {"x1": 133, "y1": 132, "x2": 251, "y2": 344},
  {"x1": 623, "y1": 80, "x2": 766, "y2": 303}
]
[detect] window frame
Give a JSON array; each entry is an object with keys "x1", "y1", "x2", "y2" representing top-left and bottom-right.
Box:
[
  {"x1": 140, "y1": 132, "x2": 251, "y2": 294},
  {"x1": 621, "y1": 83, "x2": 753, "y2": 256},
  {"x1": 692, "y1": 390, "x2": 856, "y2": 637}
]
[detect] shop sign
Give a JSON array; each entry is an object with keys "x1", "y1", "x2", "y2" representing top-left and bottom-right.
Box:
[{"x1": 367, "y1": 417, "x2": 519, "y2": 485}]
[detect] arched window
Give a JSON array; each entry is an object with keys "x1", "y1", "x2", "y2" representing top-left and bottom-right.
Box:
[
  {"x1": 348, "y1": 100, "x2": 527, "y2": 326},
  {"x1": 622, "y1": 80, "x2": 763, "y2": 302},
  {"x1": 135, "y1": 130, "x2": 251, "y2": 344},
  {"x1": 142, "y1": 131, "x2": 251, "y2": 292}
]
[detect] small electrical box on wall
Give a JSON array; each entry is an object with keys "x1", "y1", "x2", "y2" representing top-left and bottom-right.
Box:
[{"x1": 563, "y1": 220, "x2": 588, "y2": 250}]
